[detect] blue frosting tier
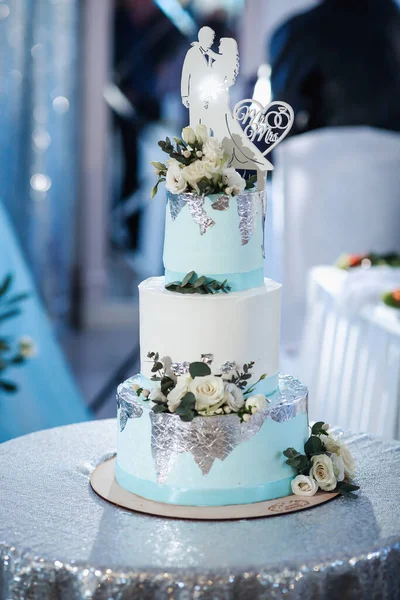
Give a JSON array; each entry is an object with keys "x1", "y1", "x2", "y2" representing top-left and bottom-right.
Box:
[
  {"x1": 116, "y1": 464, "x2": 293, "y2": 506},
  {"x1": 163, "y1": 191, "x2": 265, "y2": 292},
  {"x1": 116, "y1": 374, "x2": 309, "y2": 506}
]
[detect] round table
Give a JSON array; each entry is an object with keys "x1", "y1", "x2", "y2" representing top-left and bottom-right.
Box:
[{"x1": 1, "y1": 420, "x2": 399, "y2": 600}]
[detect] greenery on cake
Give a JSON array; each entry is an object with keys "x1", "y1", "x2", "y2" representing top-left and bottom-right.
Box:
[
  {"x1": 151, "y1": 124, "x2": 257, "y2": 199},
  {"x1": 283, "y1": 422, "x2": 359, "y2": 499},
  {"x1": 0, "y1": 273, "x2": 37, "y2": 394},
  {"x1": 336, "y1": 252, "x2": 400, "y2": 270},
  {"x1": 382, "y1": 289, "x2": 400, "y2": 309},
  {"x1": 131, "y1": 351, "x2": 268, "y2": 422},
  {"x1": 165, "y1": 271, "x2": 231, "y2": 295}
]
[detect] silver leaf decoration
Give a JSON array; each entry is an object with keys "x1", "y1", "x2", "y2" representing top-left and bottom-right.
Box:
[
  {"x1": 220, "y1": 361, "x2": 237, "y2": 373},
  {"x1": 117, "y1": 397, "x2": 143, "y2": 432},
  {"x1": 149, "y1": 374, "x2": 308, "y2": 483},
  {"x1": 167, "y1": 193, "x2": 187, "y2": 221},
  {"x1": 260, "y1": 189, "x2": 267, "y2": 258},
  {"x1": 171, "y1": 361, "x2": 190, "y2": 376},
  {"x1": 186, "y1": 194, "x2": 215, "y2": 235},
  {"x1": 211, "y1": 195, "x2": 230, "y2": 211},
  {"x1": 201, "y1": 353, "x2": 214, "y2": 365},
  {"x1": 236, "y1": 192, "x2": 257, "y2": 246}
]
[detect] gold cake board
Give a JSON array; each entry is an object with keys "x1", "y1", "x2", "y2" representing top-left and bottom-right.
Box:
[{"x1": 91, "y1": 457, "x2": 338, "y2": 520}]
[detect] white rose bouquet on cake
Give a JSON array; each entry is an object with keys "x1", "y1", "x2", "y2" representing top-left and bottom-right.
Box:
[
  {"x1": 283, "y1": 422, "x2": 359, "y2": 499},
  {"x1": 151, "y1": 125, "x2": 256, "y2": 198},
  {"x1": 131, "y1": 352, "x2": 268, "y2": 423}
]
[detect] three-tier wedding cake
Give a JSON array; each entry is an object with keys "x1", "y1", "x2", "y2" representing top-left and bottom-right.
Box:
[{"x1": 116, "y1": 26, "x2": 309, "y2": 507}]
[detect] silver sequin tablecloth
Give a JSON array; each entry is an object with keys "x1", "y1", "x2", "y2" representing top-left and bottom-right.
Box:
[{"x1": 0, "y1": 420, "x2": 399, "y2": 600}]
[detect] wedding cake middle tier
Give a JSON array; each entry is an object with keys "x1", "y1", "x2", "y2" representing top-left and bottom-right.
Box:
[{"x1": 139, "y1": 276, "x2": 281, "y2": 396}]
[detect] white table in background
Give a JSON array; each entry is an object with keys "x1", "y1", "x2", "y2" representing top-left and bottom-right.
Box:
[{"x1": 301, "y1": 266, "x2": 400, "y2": 439}]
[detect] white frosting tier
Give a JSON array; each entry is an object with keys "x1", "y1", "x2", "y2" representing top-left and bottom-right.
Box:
[{"x1": 139, "y1": 277, "x2": 281, "y2": 384}]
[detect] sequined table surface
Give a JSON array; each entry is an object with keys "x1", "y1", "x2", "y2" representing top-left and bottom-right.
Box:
[{"x1": 0, "y1": 420, "x2": 399, "y2": 600}]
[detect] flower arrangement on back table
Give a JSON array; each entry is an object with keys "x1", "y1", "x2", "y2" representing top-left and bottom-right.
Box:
[
  {"x1": 151, "y1": 124, "x2": 257, "y2": 198},
  {"x1": 284, "y1": 421, "x2": 359, "y2": 499},
  {"x1": 382, "y1": 289, "x2": 400, "y2": 310},
  {"x1": 0, "y1": 273, "x2": 37, "y2": 394},
  {"x1": 131, "y1": 352, "x2": 267, "y2": 422}
]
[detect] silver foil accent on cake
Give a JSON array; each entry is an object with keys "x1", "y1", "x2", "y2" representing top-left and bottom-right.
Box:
[
  {"x1": 148, "y1": 373, "x2": 308, "y2": 483},
  {"x1": 167, "y1": 192, "x2": 215, "y2": 235},
  {"x1": 201, "y1": 353, "x2": 214, "y2": 365},
  {"x1": 260, "y1": 189, "x2": 267, "y2": 258},
  {"x1": 167, "y1": 190, "x2": 265, "y2": 245},
  {"x1": 211, "y1": 195, "x2": 230, "y2": 211},
  {"x1": 117, "y1": 396, "x2": 143, "y2": 432},
  {"x1": 236, "y1": 191, "x2": 258, "y2": 246},
  {"x1": 220, "y1": 361, "x2": 237, "y2": 373},
  {"x1": 185, "y1": 194, "x2": 215, "y2": 235},
  {"x1": 171, "y1": 361, "x2": 190, "y2": 376},
  {"x1": 167, "y1": 192, "x2": 186, "y2": 221}
]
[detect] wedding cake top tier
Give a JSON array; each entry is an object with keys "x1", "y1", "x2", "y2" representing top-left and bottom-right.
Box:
[{"x1": 151, "y1": 27, "x2": 294, "y2": 292}]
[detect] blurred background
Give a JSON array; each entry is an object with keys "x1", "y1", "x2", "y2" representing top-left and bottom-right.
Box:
[{"x1": 1, "y1": 0, "x2": 400, "y2": 442}]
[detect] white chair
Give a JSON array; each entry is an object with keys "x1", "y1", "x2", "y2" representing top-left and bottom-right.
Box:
[{"x1": 270, "y1": 127, "x2": 400, "y2": 349}]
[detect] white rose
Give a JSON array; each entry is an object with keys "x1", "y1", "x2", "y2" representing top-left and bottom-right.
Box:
[
  {"x1": 182, "y1": 160, "x2": 212, "y2": 191},
  {"x1": 165, "y1": 159, "x2": 187, "y2": 194},
  {"x1": 141, "y1": 389, "x2": 150, "y2": 398},
  {"x1": 339, "y1": 442, "x2": 355, "y2": 480},
  {"x1": 222, "y1": 168, "x2": 246, "y2": 193},
  {"x1": 245, "y1": 394, "x2": 267, "y2": 414},
  {"x1": 202, "y1": 137, "x2": 224, "y2": 163},
  {"x1": 310, "y1": 454, "x2": 337, "y2": 491},
  {"x1": 322, "y1": 434, "x2": 341, "y2": 454},
  {"x1": 189, "y1": 375, "x2": 225, "y2": 411},
  {"x1": 224, "y1": 383, "x2": 244, "y2": 412},
  {"x1": 132, "y1": 383, "x2": 140, "y2": 392},
  {"x1": 167, "y1": 376, "x2": 189, "y2": 412},
  {"x1": 182, "y1": 126, "x2": 196, "y2": 145},
  {"x1": 195, "y1": 123, "x2": 209, "y2": 143},
  {"x1": 18, "y1": 336, "x2": 38, "y2": 358},
  {"x1": 291, "y1": 475, "x2": 318, "y2": 497},
  {"x1": 331, "y1": 452, "x2": 345, "y2": 482}
]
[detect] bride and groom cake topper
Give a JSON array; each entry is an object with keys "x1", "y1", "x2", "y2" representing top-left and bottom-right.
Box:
[{"x1": 181, "y1": 26, "x2": 294, "y2": 190}]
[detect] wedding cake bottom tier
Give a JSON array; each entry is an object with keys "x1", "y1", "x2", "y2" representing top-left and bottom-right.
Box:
[{"x1": 116, "y1": 374, "x2": 309, "y2": 506}]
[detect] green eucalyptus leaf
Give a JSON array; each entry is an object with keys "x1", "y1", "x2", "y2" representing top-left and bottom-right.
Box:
[
  {"x1": 311, "y1": 421, "x2": 327, "y2": 435},
  {"x1": 193, "y1": 276, "x2": 206, "y2": 288},
  {"x1": 0, "y1": 308, "x2": 21, "y2": 323},
  {"x1": 189, "y1": 362, "x2": 211, "y2": 378},
  {"x1": 283, "y1": 447, "x2": 300, "y2": 459},
  {"x1": 178, "y1": 410, "x2": 196, "y2": 422},
  {"x1": 0, "y1": 380, "x2": 18, "y2": 393},
  {"x1": 304, "y1": 436, "x2": 326, "y2": 456},
  {"x1": 11, "y1": 355, "x2": 25, "y2": 365},
  {"x1": 0, "y1": 274, "x2": 12, "y2": 297},
  {"x1": 180, "y1": 271, "x2": 195, "y2": 287},
  {"x1": 152, "y1": 404, "x2": 168, "y2": 413}
]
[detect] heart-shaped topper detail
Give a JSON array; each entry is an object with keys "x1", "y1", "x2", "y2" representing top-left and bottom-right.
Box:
[{"x1": 233, "y1": 100, "x2": 294, "y2": 156}]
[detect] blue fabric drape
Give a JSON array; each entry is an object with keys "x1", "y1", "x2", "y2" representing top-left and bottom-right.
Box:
[
  {"x1": 0, "y1": 201, "x2": 91, "y2": 443},
  {"x1": 0, "y1": 0, "x2": 80, "y2": 326}
]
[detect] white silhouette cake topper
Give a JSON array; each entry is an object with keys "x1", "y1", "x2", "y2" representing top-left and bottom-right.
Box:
[{"x1": 181, "y1": 26, "x2": 294, "y2": 191}]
